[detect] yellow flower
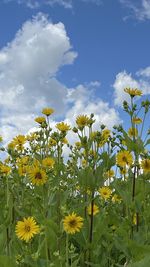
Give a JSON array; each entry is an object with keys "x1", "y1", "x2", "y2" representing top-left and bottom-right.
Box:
[
  {"x1": 116, "y1": 150, "x2": 133, "y2": 168},
  {"x1": 141, "y1": 159, "x2": 150, "y2": 173},
  {"x1": 102, "y1": 129, "x2": 111, "y2": 139},
  {"x1": 112, "y1": 194, "x2": 122, "y2": 203},
  {"x1": 0, "y1": 136, "x2": 3, "y2": 142},
  {"x1": 42, "y1": 157, "x2": 55, "y2": 168},
  {"x1": 56, "y1": 122, "x2": 71, "y2": 132},
  {"x1": 18, "y1": 166, "x2": 28, "y2": 176},
  {"x1": 105, "y1": 169, "x2": 115, "y2": 179},
  {"x1": 76, "y1": 115, "x2": 89, "y2": 128},
  {"x1": 124, "y1": 88, "x2": 142, "y2": 97},
  {"x1": 132, "y1": 117, "x2": 142, "y2": 124},
  {"x1": 27, "y1": 166, "x2": 47, "y2": 185},
  {"x1": 128, "y1": 127, "x2": 138, "y2": 138},
  {"x1": 15, "y1": 217, "x2": 40, "y2": 242},
  {"x1": 62, "y1": 137, "x2": 68, "y2": 144},
  {"x1": 75, "y1": 142, "x2": 81, "y2": 149},
  {"x1": 12, "y1": 135, "x2": 26, "y2": 150},
  {"x1": 87, "y1": 204, "x2": 99, "y2": 216},
  {"x1": 35, "y1": 116, "x2": 46, "y2": 124},
  {"x1": 49, "y1": 138, "x2": 57, "y2": 147},
  {"x1": 63, "y1": 212, "x2": 83, "y2": 234},
  {"x1": 42, "y1": 107, "x2": 54, "y2": 116},
  {"x1": 99, "y1": 187, "x2": 112, "y2": 200},
  {"x1": 120, "y1": 167, "x2": 127, "y2": 175},
  {"x1": 0, "y1": 164, "x2": 11, "y2": 175}
]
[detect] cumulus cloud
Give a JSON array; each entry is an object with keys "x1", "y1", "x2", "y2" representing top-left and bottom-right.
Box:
[
  {"x1": 0, "y1": 13, "x2": 77, "y2": 141},
  {"x1": 120, "y1": 0, "x2": 150, "y2": 21},
  {"x1": 113, "y1": 68, "x2": 150, "y2": 106},
  {"x1": 0, "y1": 13, "x2": 120, "y2": 146}
]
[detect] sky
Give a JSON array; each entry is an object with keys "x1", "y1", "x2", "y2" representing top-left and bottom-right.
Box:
[{"x1": 0, "y1": 0, "x2": 150, "y2": 144}]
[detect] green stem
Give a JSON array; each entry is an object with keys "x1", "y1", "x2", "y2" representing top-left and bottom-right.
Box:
[{"x1": 66, "y1": 234, "x2": 69, "y2": 267}]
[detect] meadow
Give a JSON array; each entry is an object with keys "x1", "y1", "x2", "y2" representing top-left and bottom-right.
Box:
[{"x1": 0, "y1": 88, "x2": 150, "y2": 267}]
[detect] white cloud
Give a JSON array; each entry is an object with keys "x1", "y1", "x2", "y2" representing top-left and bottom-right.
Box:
[
  {"x1": 136, "y1": 66, "x2": 150, "y2": 78},
  {"x1": 0, "y1": 13, "x2": 77, "y2": 141},
  {"x1": 2, "y1": 0, "x2": 102, "y2": 9},
  {"x1": 0, "y1": 13, "x2": 120, "y2": 147},
  {"x1": 113, "y1": 69, "x2": 150, "y2": 106},
  {"x1": 120, "y1": 0, "x2": 150, "y2": 21}
]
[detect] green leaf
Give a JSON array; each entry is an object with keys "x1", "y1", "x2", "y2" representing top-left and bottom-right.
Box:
[{"x1": 0, "y1": 256, "x2": 16, "y2": 267}]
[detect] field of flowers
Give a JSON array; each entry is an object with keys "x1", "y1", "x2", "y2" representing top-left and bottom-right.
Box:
[{"x1": 0, "y1": 88, "x2": 150, "y2": 267}]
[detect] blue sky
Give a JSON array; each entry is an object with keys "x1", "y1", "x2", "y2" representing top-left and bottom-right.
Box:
[{"x1": 0, "y1": 0, "x2": 150, "y2": 143}]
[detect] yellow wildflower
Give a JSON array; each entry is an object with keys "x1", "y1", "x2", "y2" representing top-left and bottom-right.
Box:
[
  {"x1": 63, "y1": 212, "x2": 83, "y2": 234},
  {"x1": 56, "y1": 122, "x2": 71, "y2": 132},
  {"x1": 35, "y1": 116, "x2": 46, "y2": 124},
  {"x1": 42, "y1": 107, "x2": 54, "y2": 116},
  {"x1": 141, "y1": 159, "x2": 150, "y2": 173},
  {"x1": 15, "y1": 217, "x2": 40, "y2": 242},
  {"x1": 99, "y1": 186, "x2": 112, "y2": 200},
  {"x1": 42, "y1": 157, "x2": 55, "y2": 168},
  {"x1": 87, "y1": 204, "x2": 99, "y2": 216},
  {"x1": 124, "y1": 88, "x2": 142, "y2": 97},
  {"x1": 116, "y1": 150, "x2": 133, "y2": 167}
]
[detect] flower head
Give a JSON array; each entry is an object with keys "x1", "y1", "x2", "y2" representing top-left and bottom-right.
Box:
[
  {"x1": 87, "y1": 204, "x2": 99, "y2": 216},
  {"x1": 27, "y1": 166, "x2": 47, "y2": 185},
  {"x1": 99, "y1": 186, "x2": 112, "y2": 200},
  {"x1": 42, "y1": 157, "x2": 55, "y2": 168},
  {"x1": 56, "y1": 122, "x2": 71, "y2": 132},
  {"x1": 12, "y1": 135, "x2": 26, "y2": 150},
  {"x1": 128, "y1": 127, "x2": 138, "y2": 138},
  {"x1": 63, "y1": 212, "x2": 83, "y2": 234},
  {"x1": 76, "y1": 115, "x2": 89, "y2": 128},
  {"x1": 42, "y1": 107, "x2": 54, "y2": 116},
  {"x1": 124, "y1": 88, "x2": 142, "y2": 97},
  {"x1": 116, "y1": 150, "x2": 133, "y2": 168},
  {"x1": 0, "y1": 164, "x2": 11, "y2": 175},
  {"x1": 15, "y1": 217, "x2": 40, "y2": 242},
  {"x1": 35, "y1": 116, "x2": 46, "y2": 124},
  {"x1": 132, "y1": 117, "x2": 142, "y2": 124},
  {"x1": 141, "y1": 159, "x2": 150, "y2": 173}
]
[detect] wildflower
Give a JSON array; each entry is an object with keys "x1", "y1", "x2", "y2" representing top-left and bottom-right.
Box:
[
  {"x1": 62, "y1": 137, "x2": 68, "y2": 144},
  {"x1": 15, "y1": 217, "x2": 40, "y2": 242},
  {"x1": 75, "y1": 142, "x2": 81, "y2": 149},
  {"x1": 76, "y1": 115, "x2": 89, "y2": 128},
  {"x1": 56, "y1": 122, "x2": 71, "y2": 132},
  {"x1": 12, "y1": 135, "x2": 26, "y2": 150},
  {"x1": 0, "y1": 164, "x2": 11, "y2": 175},
  {"x1": 27, "y1": 166, "x2": 47, "y2": 185},
  {"x1": 112, "y1": 194, "x2": 122, "y2": 203},
  {"x1": 35, "y1": 116, "x2": 46, "y2": 124},
  {"x1": 116, "y1": 150, "x2": 133, "y2": 168},
  {"x1": 42, "y1": 107, "x2": 54, "y2": 116},
  {"x1": 141, "y1": 159, "x2": 150, "y2": 173},
  {"x1": 99, "y1": 187, "x2": 112, "y2": 200},
  {"x1": 0, "y1": 136, "x2": 3, "y2": 142},
  {"x1": 102, "y1": 129, "x2": 111, "y2": 139},
  {"x1": 42, "y1": 157, "x2": 55, "y2": 168},
  {"x1": 87, "y1": 204, "x2": 99, "y2": 216},
  {"x1": 124, "y1": 88, "x2": 142, "y2": 97},
  {"x1": 63, "y1": 212, "x2": 83, "y2": 234},
  {"x1": 49, "y1": 138, "x2": 57, "y2": 147},
  {"x1": 132, "y1": 117, "x2": 142, "y2": 124},
  {"x1": 128, "y1": 127, "x2": 138, "y2": 138},
  {"x1": 105, "y1": 169, "x2": 115, "y2": 179}
]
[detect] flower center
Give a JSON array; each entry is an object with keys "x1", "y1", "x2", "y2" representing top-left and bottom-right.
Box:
[
  {"x1": 25, "y1": 225, "x2": 31, "y2": 232},
  {"x1": 35, "y1": 172, "x2": 42, "y2": 180},
  {"x1": 69, "y1": 219, "x2": 77, "y2": 227}
]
